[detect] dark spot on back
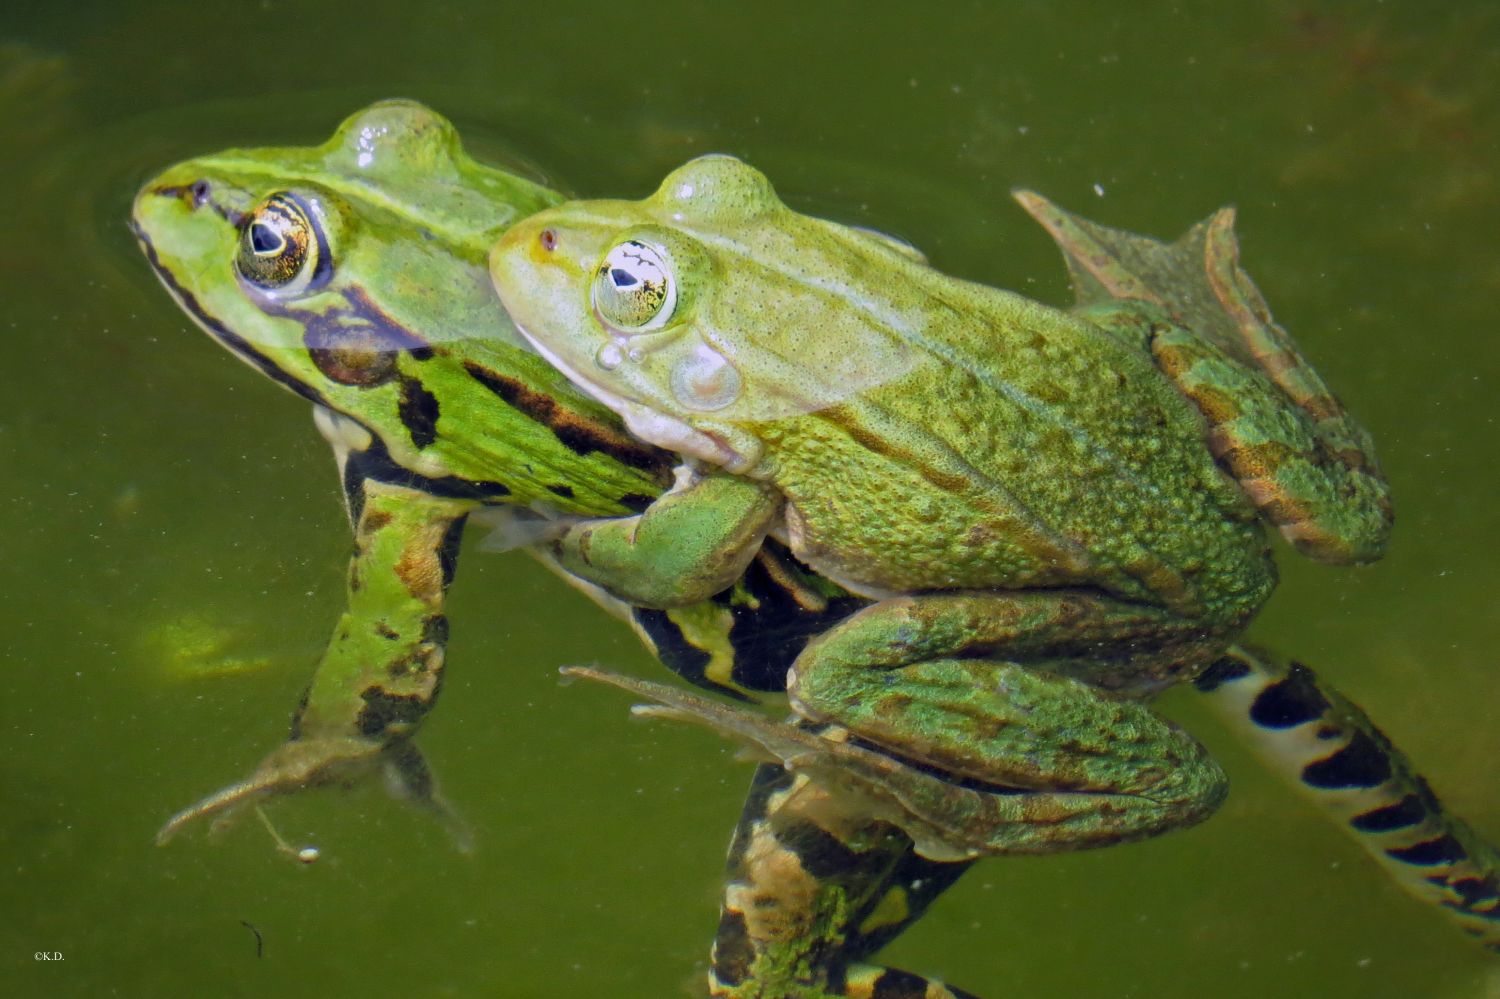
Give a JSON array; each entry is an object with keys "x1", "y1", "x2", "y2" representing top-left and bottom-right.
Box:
[
  {"x1": 356, "y1": 687, "x2": 430, "y2": 738},
  {"x1": 710, "y1": 909, "x2": 752, "y2": 986},
  {"x1": 1448, "y1": 876, "x2": 1500, "y2": 908},
  {"x1": 779, "y1": 819, "x2": 865, "y2": 881},
  {"x1": 871, "y1": 967, "x2": 934, "y2": 998},
  {"x1": 437, "y1": 516, "x2": 466, "y2": 589},
  {"x1": 287, "y1": 683, "x2": 313, "y2": 740},
  {"x1": 631, "y1": 608, "x2": 721, "y2": 694},
  {"x1": 421, "y1": 614, "x2": 450, "y2": 647},
  {"x1": 462, "y1": 360, "x2": 669, "y2": 475},
  {"x1": 397, "y1": 375, "x2": 441, "y2": 449}
]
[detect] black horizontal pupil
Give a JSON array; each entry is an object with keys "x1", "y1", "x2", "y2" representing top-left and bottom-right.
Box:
[
  {"x1": 250, "y1": 222, "x2": 283, "y2": 255},
  {"x1": 611, "y1": 268, "x2": 637, "y2": 288}
]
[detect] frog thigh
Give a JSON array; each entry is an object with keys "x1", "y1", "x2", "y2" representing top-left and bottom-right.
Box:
[{"x1": 788, "y1": 591, "x2": 1229, "y2": 854}]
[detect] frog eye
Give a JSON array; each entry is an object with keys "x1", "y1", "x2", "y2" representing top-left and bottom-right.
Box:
[
  {"x1": 236, "y1": 192, "x2": 331, "y2": 296},
  {"x1": 592, "y1": 240, "x2": 676, "y2": 332}
]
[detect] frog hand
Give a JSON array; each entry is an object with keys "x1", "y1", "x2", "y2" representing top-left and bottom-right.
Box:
[{"x1": 155, "y1": 736, "x2": 470, "y2": 853}]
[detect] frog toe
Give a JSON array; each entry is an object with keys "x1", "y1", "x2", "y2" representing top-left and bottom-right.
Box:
[{"x1": 156, "y1": 735, "x2": 385, "y2": 845}]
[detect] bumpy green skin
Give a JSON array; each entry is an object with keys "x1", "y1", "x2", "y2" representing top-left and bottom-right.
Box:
[
  {"x1": 135, "y1": 102, "x2": 963, "y2": 997},
  {"x1": 1013, "y1": 191, "x2": 1393, "y2": 566},
  {"x1": 492, "y1": 155, "x2": 1394, "y2": 856}
]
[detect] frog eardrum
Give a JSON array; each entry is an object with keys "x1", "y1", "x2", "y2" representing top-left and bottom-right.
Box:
[
  {"x1": 592, "y1": 239, "x2": 676, "y2": 331},
  {"x1": 235, "y1": 191, "x2": 331, "y2": 296}
]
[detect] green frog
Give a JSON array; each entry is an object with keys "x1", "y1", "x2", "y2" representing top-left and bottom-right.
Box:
[
  {"x1": 493, "y1": 157, "x2": 1500, "y2": 939},
  {"x1": 132, "y1": 100, "x2": 972, "y2": 999},
  {"x1": 492, "y1": 153, "x2": 1395, "y2": 856},
  {"x1": 133, "y1": 104, "x2": 1499, "y2": 997}
]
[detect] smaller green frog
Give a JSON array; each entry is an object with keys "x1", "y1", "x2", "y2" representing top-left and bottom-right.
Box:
[{"x1": 491, "y1": 154, "x2": 1393, "y2": 858}]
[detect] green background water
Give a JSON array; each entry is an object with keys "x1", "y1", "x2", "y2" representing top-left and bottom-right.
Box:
[{"x1": 4, "y1": 2, "x2": 1499, "y2": 996}]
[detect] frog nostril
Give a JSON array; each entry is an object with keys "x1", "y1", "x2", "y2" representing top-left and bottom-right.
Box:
[
  {"x1": 189, "y1": 180, "x2": 211, "y2": 208},
  {"x1": 539, "y1": 228, "x2": 558, "y2": 252}
]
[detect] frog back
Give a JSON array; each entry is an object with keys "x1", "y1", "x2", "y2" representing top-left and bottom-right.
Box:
[
  {"x1": 1014, "y1": 190, "x2": 1393, "y2": 566},
  {"x1": 753, "y1": 269, "x2": 1275, "y2": 627}
]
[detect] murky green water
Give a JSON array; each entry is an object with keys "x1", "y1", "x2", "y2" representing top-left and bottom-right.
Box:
[{"x1": 4, "y1": 2, "x2": 1500, "y2": 996}]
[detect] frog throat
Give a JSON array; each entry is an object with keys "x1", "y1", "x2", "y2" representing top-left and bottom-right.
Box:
[{"x1": 511, "y1": 318, "x2": 761, "y2": 473}]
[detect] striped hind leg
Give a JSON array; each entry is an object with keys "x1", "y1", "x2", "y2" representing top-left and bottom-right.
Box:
[
  {"x1": 839, "y1": 964, "x2": 983, "y2": 999},
  {"x1": 711, "y1": 763, "x2": 981, "y2": 999},
  {"x1": 1194, "y1": 645, "x2": 1500, "y2": 948}
]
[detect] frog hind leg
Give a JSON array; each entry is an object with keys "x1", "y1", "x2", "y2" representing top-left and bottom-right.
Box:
[
  {"x1": 565, "y1": 669, "x2": 984, "y2": 998},
  {"x1": 711, "y1": 764, "x2": 981, "y2": 999},
  {"x1": 840, "y1": 965, "x2": 983, "y2": 999},
  {"x1": 1194, "y1": 645, "x2": 1500, "y2": 951},
  {"x1": 157, "y1": 478, "x2": 476, "y2": 850},
  {"x1": 787, "y1": 591, "x2": 1229, "y2": 856},
  {"x1": 1013, "y1": 190, "x2": 1393, "y2": 566}
]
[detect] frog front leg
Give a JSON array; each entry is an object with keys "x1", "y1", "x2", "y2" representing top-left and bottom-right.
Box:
[
  {"x1": 158, "y1": 477, "x2": 477, "y2": 845},
  {"x1": 546, "y1": 467, "x2": 780, "y2": 608},
  {"x1": 788, "y1": 590, "x2": 1230, "y2": 855}
]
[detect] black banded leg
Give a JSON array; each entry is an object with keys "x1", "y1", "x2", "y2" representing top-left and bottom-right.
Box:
[
  {"x1": 157, "y1": 478, "x2": 476, "y2": 847},
  {"x1": 712, "y1": 764, "x2": 981, "y2": 999},
  {"x1": 1195, "y1": 645, "x2": 1500, "y2": 949},
  {"x1": 841, "y1": 964, "x2": 984, "y2": 999}
]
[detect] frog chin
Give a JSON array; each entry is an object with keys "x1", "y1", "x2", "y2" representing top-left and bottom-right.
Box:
[{"x1": 512, "y1": 320, "x2": 762, "y2": 473}]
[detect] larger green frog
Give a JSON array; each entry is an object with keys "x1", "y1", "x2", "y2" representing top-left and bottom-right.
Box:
[
  {"x1": 491, "y1": 153, "x2": 1500, "y2": 974},
  {"x1": 492, "y1": 154, "x2": 1398, "y2": 855}
]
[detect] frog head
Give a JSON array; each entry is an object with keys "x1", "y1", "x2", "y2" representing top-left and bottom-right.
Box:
[
  {"x1": 491, "y1": 155, "x2": 922, "y2": 475},
  {"x1": 133, "y1": 98, "x2": 556, "y2": 395},
  {"x1": 131, "y1": 100, "x2": 667, "y2": 511}
]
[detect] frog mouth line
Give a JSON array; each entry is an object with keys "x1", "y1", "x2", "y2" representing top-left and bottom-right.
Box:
[
  {"x1": 508, "y1": 317, "x2": 636, "y2": 419},
  {"x1": 510, "y1": 317, "x2": 753, "y2": 471}
]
